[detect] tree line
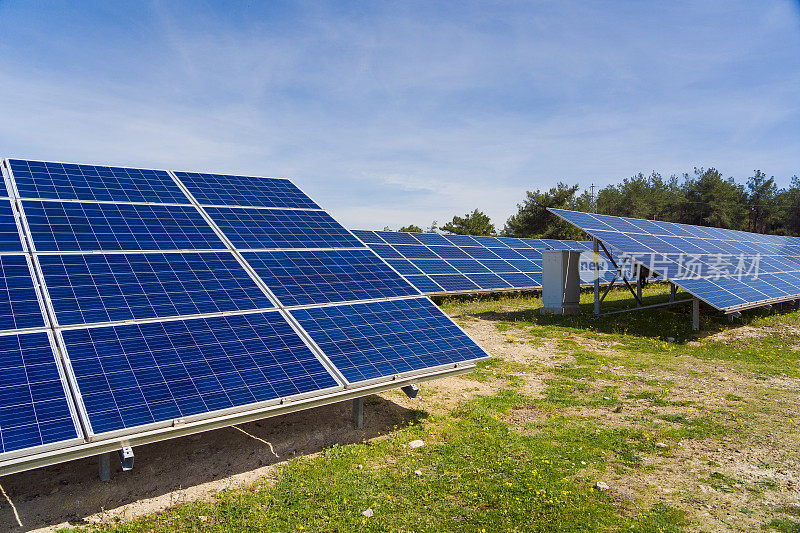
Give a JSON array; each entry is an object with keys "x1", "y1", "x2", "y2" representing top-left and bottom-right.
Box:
[{"x1": 394, "y1": 168, "x2": 800, "y2": 239}]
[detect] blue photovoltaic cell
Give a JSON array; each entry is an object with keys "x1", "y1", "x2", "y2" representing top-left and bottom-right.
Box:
[
  {"x1": 0, "y1": 255, "x2": 46, "y2": 331},
  {"x1": 173, "y1": 171, "x2": 320, "y2": 210},
  {"x1": 467, "y1": 273, "x2": 512, "y2": 289},
  {"x1": 206, "y1": 207, "x2": 362, "y2": 250},
  {"x1": 392, "y1": 244, "x2": 439, "y2": 259},
  {"x1": 8, "y1": 159, "x2": 189, "y2": 204},
  {"x1": 61, "y1": 312, "x2": 340, "y2": 436},
  {"x1": 0, "y1": 201, "x2": 24, "y2": 252},
  {"x1": 291, "y1": 297, "x2": 488, "y2": 384},
  {"x1": 413, "y1": 259, "x2": 458, "y2": 275},
  {"x1": 242, "y1": 249, "x2": 419, "y2": 307},
  {"x1": 377, "y1": 231, "x2": 420, "y2": 245},
  {"x1": 403, "y1": 275, "x2": 443, "y2": 293},
  {"x1": 23, "y1": 201, "x2": 224, "y2": 252},
  {"x1": 385, "y1": 258, "x2": 424, "y2": 276},
  {"x1": 550, "y1": 208, "x2": 800, "y2": 310},
  {"x1": 0, "y1": 332, "x2": 81, "y2": 454},
  {"x1": 431, "y1": 274, "x2": 480, "y2": 291},
  {"x1": 350, "y1": 230, "x2": 385, "y2": 244},
  {"x1": 38, "y1": 252, "x2": 273, "y2": 326}
]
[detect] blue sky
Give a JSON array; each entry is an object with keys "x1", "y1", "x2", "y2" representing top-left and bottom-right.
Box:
[{"x1": 1, "y1": 1, "x2": 798, "y2": 230}]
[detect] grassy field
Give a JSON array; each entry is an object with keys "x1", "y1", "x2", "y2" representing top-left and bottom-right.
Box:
[{"x1": 64, "y1": 285, "x2": 800, "y2": 532}]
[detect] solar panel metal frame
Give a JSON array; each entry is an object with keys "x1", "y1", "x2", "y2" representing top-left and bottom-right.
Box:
[{"x1": 549, "y1": 208, "x2": 800, "y2": 313}]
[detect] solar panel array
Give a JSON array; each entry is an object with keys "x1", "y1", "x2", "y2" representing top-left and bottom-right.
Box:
[
  {"x1": 352, "y1": 230, "x2": 619, "y2": 294},
  {"x1": 550, "y1": 208, "x2": 800, "y2": 311},
  {"x1": 0, "y1": 158, "x2": 489, "y2": 467}
]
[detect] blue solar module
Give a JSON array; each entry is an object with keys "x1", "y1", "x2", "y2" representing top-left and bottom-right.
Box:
[
  {"x1": 403, "y1": 275, "x2": 443, "y2": 293},
  {"x1": 7, "y1": 159, "x2": 189, "y2": 204},
  {"x1": 356, "y1": 230, "x2": 622, "y2": 294},
  {"x1": 0, "y1": 332, "x2": 82, "y2": 455},
  {"x1": 206, "y1": 207, "x2": 362, "y2": 250},
  {"x1": 242, "y1": 249, "x2": 419, "y2": 307},
  {"x1": 61, "y1": 312, "x2": 340, "y2": 436},
  {"x1": 467, "y1": 273, "x2": 512, "y2": 289},
  {"x1": 0, "y1": 255, "x2": 46, "y2": 331},
  {"x1": 0, "y1": 200, "x2": 24, "y2": 252},
  {"x1": 23, "y1": 201, "x2": 225, "y2": 252},
  {"x1": 550, "y1": 208, "x2": 800, "y2": 311},
  {"x1": 38, "y1": 252, "x2": 273, "y2": 326},
  {"x1": 290, "y1": 297, "x2": 489, "y2": 384},
  {"x1": 350, "y1": 230, "x2": 384, "y2": 244},
  {"x1": 431, "y1": 274, "x2": 480, "y2": 292},
  {"x1": 173, "y1": 171, "x2": 321, "y2": 210}
]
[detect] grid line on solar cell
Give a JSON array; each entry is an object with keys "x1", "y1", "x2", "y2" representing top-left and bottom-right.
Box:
[
  {"x1": 0, "y1": 255, "x2": 47, "y2": 331},
  {"x1": 205, "y1": 207, "x2": 362, "y2": 250},
  {"x1": 242, "y1": 249, "x2": 419, "y2": 307},
  {"x1": 0, "y1": 332, "x2": 81, "y2": 454},
  {"x1": 290, "y1": 297, "x2": 488, "y2": 384},
  {"x1": 37, "y1": 252, "x2": 274, "y2": 326},
  {"x1": 8, "y1": 159, "x2": 190, "y2": 204},
  {"x1": 173, "y1": 171, "x2": 321, "y2": 210},
  {"x1": 22, "y1": 200, "x2": 225, "y2": 252},
  {"x1": 61, "y1": 312, "x2": 340, "y2": 436}
]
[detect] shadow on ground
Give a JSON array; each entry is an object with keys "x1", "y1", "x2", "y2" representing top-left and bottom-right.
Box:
[{"x1": 0, "y1": 395, "x2": 423, "y2": 532}]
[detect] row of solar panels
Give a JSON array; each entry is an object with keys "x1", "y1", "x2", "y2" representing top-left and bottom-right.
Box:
[
  {"x1": 351, "y1": 230, "x2": 620, "y2": 294},
  {"x1": 551, "y1": 208, "x2": 800, "y2": 312},
  {"x1": 0, "y1": 158, "x2": 493, "y2": 468}
]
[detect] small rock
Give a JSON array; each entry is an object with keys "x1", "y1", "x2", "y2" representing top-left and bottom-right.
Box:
[
  {"x1": 414, "y1": 469, "x2": 423, "y2": 476},
  {"x1": 655, "y1": 442, "x2": 668, "y2": 448},
  {"x1": 666, "y1": 337, "x2": 676, "y2": 342},
  {"x1": 408, "y1": 439, "x2": 425, "y2": 449},
  {"x1": 603, "y1": 396, "x2": 610, "y2": 401},
  {"x1": 362, "y1": 508, "x2": 373, "y2": 518},
  {"x1": 581, "y1": 461, "x2": 587, "y2": 465},
  {"x1": 720, "y1": 376, "x2": 729, "y2": 381},
  {"x1": 357, "y1": 464, "x2": 363, "y2": 470},
  {"x1": 596, "y1": 481, "x2": 610, "y2": 491}
]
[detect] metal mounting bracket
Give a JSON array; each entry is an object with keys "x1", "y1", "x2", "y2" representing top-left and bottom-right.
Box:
[
  {"x1": 118, "y1": 446, "x2": 134, "y2": 471},
  {"x1": 401, "y1": 384, "x2": 419, "y2": 399}
]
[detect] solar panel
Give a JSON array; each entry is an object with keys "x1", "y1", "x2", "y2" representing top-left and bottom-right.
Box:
[
  {"x1": 291, "y1": 297, "x2": 488, "y2": 385},
  {"x1": 8, "y1": 159, "x2": 189, "y2": 204},
  {"x1": 204, "y1": 207, "x2": 362, "y2": 250},
  {"x1": 355, "y1": 230, "x2": 628, "y2": 294},
  {"x1": 38, "y1": 252, "x2": 274, "y2": 326},
  {"x1": 60, "y1": 312, "x2": 340, "y2": 437},
  {"x1": 550, "y1": 208, "x2": 800, "y2": 311},
  {"x1": 0, "y1": 158, "x2": 490, "y2": 473},
  {"x1": 22, "y1": 201, "x2": 225, "y2": 252},
  {"x1": 242, "y1": 249, "x2": 419, "y2": 307},
  {"x1": 0, "y1": 332, "x2": 83, "y2": 455},
  {"x1": 172, "y1": 171, "x2": 320, "y2": 210}
]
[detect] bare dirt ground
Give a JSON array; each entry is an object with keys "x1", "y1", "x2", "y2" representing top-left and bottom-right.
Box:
[{"x1": 1, "y1": 313, "x2": 798, "y2": 531}]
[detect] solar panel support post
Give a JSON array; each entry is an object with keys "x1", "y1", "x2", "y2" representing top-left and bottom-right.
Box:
[
  {"x1": 670, "y1": 284, "x2": 677, "y2": 302},
  {"x1": 593, "y1": 238, "x2": 600, "y2": 316},
  {"x1": 352, "y1": 397, "x2": 364, "y2": 429},
  {"x1": 98, "y1": 452, "x2": 111, "y2": 482},
  {"x1": 692, "y1": 298, "x2": 700, "y2": 331}
]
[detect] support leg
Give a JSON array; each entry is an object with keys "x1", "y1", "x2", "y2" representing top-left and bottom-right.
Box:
[
  {"x1": 670, "y1": 284, "x2": 677, "y2": 302},
  {"x1": 352, "y1": 397, "x2": 364, "y2": 429},
  {"x1": 636, "y1": 275, "x2": 642, "y2": 304},
  {"x1": 99, "y1": 452, "x2": 111, "y2": 482},
  {"x1": 692, "y1": 298, "x2": 700, "y2": 332},
  {"x1": 593, "y1": 238, "x2": 600, "y2": 316}
]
